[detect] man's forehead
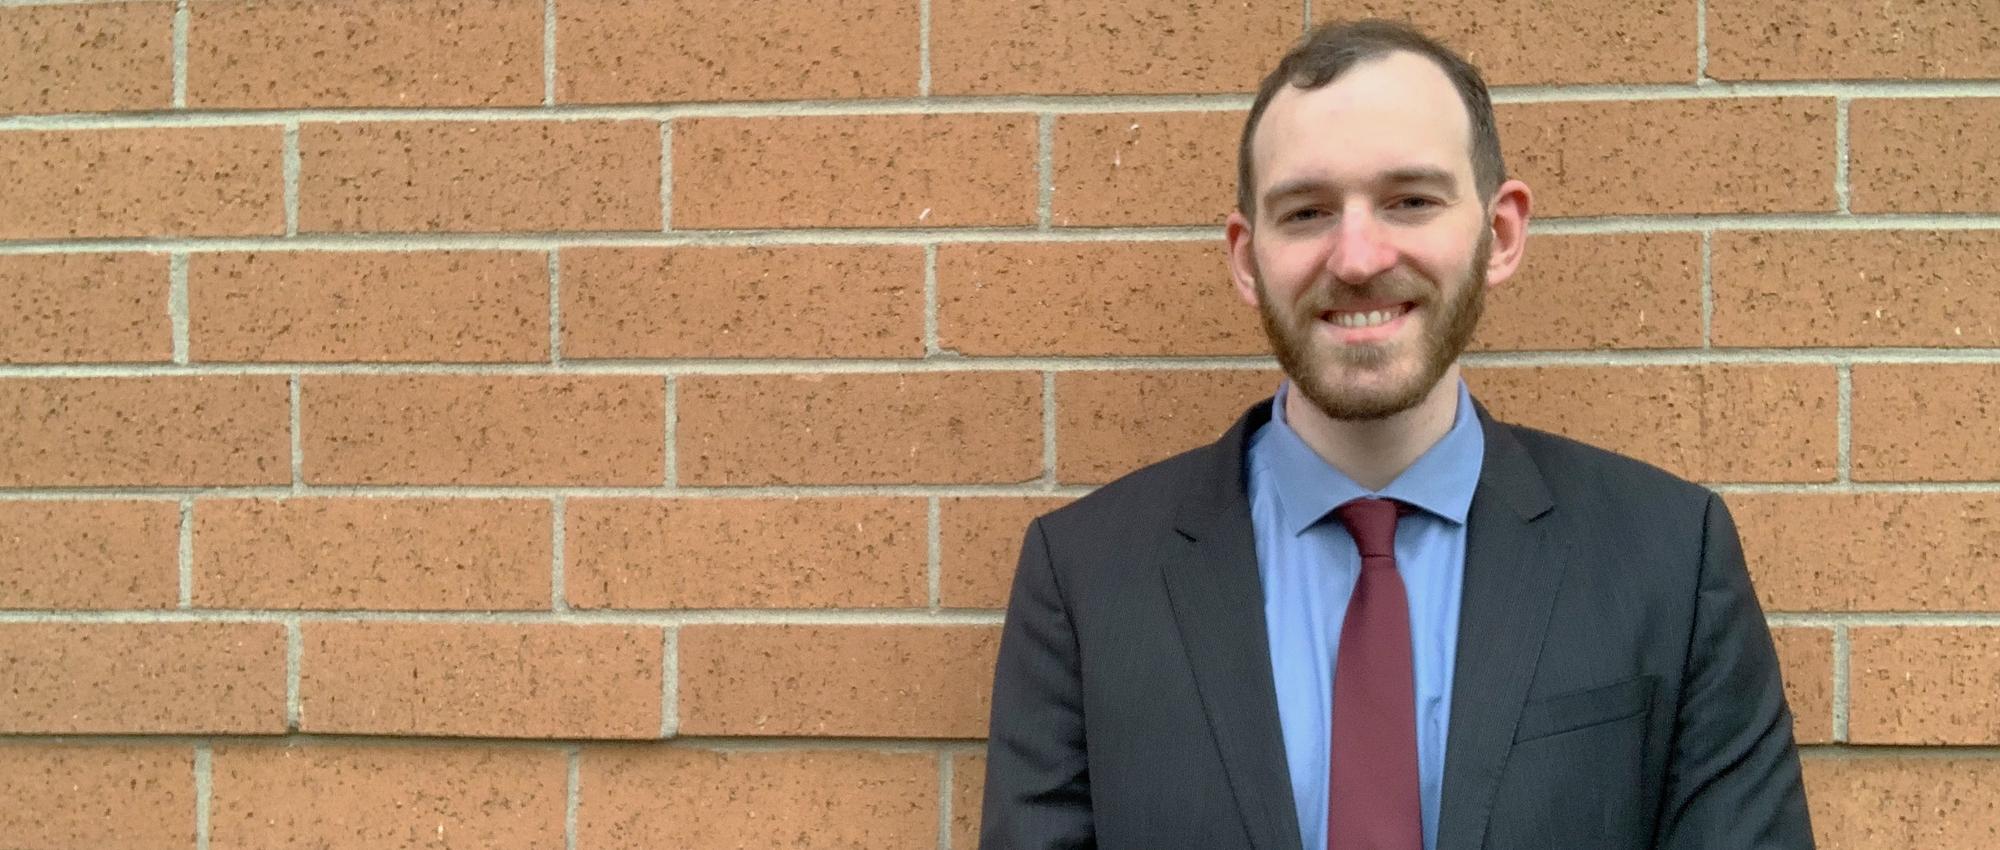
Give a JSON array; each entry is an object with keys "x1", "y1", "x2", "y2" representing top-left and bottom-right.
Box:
[{"x1": 1252, "y1": 51, "x2": 1474, "y2": 183}]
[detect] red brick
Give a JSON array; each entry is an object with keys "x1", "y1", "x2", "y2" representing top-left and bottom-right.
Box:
[
  {"x1": 1709, "y1": 0, "x2": 2000, "y2": 81},
  {"x1": 678, "y1": 624, "x2": 997, "y2": 737},
  {"x1": 209, "y1": 744, "x2": 566, "y2": 850},
  {"x1": 190, "y1": 251, "x2": 550, "y2": 362},
  {"x1": 1474, "y1": 233, "x2": 1702, "y2": 351},
  {"x1": 0, "y1": 253, "x2": 170, "y2": 364},
  {"x1": 1054, "y1": 370, "x2": 1274, "y2": 484},
  {"x1": 188, "y1": 0, "x2": 542, "y2": 108},
  {"x1": 0, "y1": 622, "x2": 286, "y2": 734},
  {"x1": 558, "y1": 0, "x2": 917, "y2": 103},
  {"x1": 0, "y1": 376, "x2": 291, "y2": 487},
  {"x1": 940, "y1": 497, "x2": 1072, "y2": 608},
  {"x1": 1802, "y1": 756, "x2": 2000, "y2": 849},
  {"x1": 937, "y1": 242, "x2": 1261, "y2": 357},
  {"x1": 300, "y1": 622, "x2": 661, "y2": 738},
  {"x1": 678, "y1": 373, "x2": 1042, "y2": 486},
  {"x1": 929, "y1": 0, "x2": 1296, "y2": 95},
  {"x1": 1769, "y1": 627, "x2": 1833, "y2": 745},
  {"x1": 1317, "y1": 0, "x2": 1698, "y2": 85},
  {"x1": 1850, "y1": 627, "x2": 2000, "y2": 744},
  {"x1": 1051, "y1": 111, "x2": 1240, "y2": 226},
  {"x1": 0, "y1": 2, "x2": 172, "y2": 114},
  {"x1": 0, "y1": 128, "x2": 284, "y2": 240},
  {"x1": 0, "y1": 500, "x2": 178, "y2": 610},
  {"x1": 0, "y1": 744, "x2": 194, "y2": 850},
  {"x1": 1730, "y1": 493, "x2": 2000, "y2": 613},
  {"x1": 560, "y1": 246, "x2": 923, "y2": 359},
  {"x1": 672, "y1": 115, "x2": 1037, "y2": 228},
  {"x1": 1850, "y1": 99, "x2": 2000, "y2": 214},
  {"x1": 1499, "y1": 99, "x2": 1837, "y2": 217},
  {"x1": 300, "y1": 375, "x2": 664, "y2": 485},
  {"x1": 1714, "y1": 231, "x2": 2000, "y2": 347},
  {"x1": 194, "y1": 498, "x2": 551, "y2": 610},
  {"x1": 1851, "y1": 364, "x2": 2000, "y2": 482},
  {"x1": 1467, "y1": 365, "x2": 1838, "y2": 483},
  {"x1": 298, "y1": 121, "x2": 661, "y2": 233},
  {"x1": 578, "y1": 747, "x2": 936, "y2": 847},
  {"x1": 566, "y1": 497, "x2": 926, "y2": 609},
  {"x1": 954, "y1": 751, "x2": 986, "y2": 850}
]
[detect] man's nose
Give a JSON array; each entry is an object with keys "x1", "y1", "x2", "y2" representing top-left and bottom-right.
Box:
[{"x1": 1325, "y1": 211, "x2": 1398, "y2": 285}]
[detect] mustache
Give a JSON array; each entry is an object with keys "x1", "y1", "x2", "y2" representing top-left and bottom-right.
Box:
[{"x1": 1294, "y1": 274, "x2": 1433, "y2": 316}]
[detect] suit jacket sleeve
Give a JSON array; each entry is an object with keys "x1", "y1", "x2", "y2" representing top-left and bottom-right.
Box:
[
  {"x1": 1653, "y1": 493, "x2": 1815, "y2": 848},
  {"x1": 982, "y1": 517, "x2": 1096, "y2": 850}
]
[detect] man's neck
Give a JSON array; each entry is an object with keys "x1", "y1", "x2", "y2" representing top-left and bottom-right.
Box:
[{"x1": 1283, "y1": 365, "x2": 1464, "y2": 492}]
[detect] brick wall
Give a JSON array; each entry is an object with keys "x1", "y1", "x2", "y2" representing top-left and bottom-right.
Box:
[{"x1": 1, "y1": 0, "x2": 1995, "y2": 846}]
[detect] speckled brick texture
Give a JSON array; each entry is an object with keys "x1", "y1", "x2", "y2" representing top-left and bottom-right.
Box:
[
  {"x1": 565, "y1": 497, "x2": 927, "y2": 609},
  {"x1": 560, "y1": 246, "x2": 925, "y2": 359},
  {"x1": 1708, "y1": 0, "x2": 2000, "y2": 81},
  {"x1": 1053, "y1": 370, "x2": 1278, "y2": 484},
  {"x1": 1499, "y1": 99, "x2": 1837, "y2": 217},
  {"x1": 209, "y1": 744, "x2": 567, "y2": 850},
  {"x1": 937, "y1": 242, "x2": 1261, "y2": 357},
  {"x1": 0, "y1": 376, "x2": 292, "y2": 487},
  {"x1": 953, "y1": 751, "x2": 986, "y2": 850},
  {"x1": 1731, "y1": 493, "x2": 2000, "y2": 612},
  {"x1": 677, "y1": 624, "x2": 998, "y2": 737},
  {"x1": 0, "y1": 500, "x2": 179, "y2": 609},
  {"x1": 1475, "y1": 233, "x2": 1702, "y2": 351},
  {"x1": 0, "y1": 2, "x2": 172, "y2": 115},
  {"x1": 191, "y1": 251, "x2": 551, "y2": 362},
  {"x1": 940, "y1": 497, "x2": 1074, "y2": 608},
  {"x1": 672, "y1": 115, "x2": 1038, "y2": 228},
  {"x1": 0, "y1": 622, "x2": 286, "y2": 734},
  {"x1": 300, "y1": 375, "x2": 665, "y2": 485},
  {"x1": 1803, "y1": 757, "x2": 2000, "y2": 848},
  {"x1": 559, "y1": 0, "x2": 918, "y2": 103},
  {"x1": 298, "y1": 121, "x2": 662, "y2": 233},
  {"x1": 1851, "y1": 364, "x2": 2000, "y2": 482},
  {"x1": 677, "y1": 373, "x2": 1043, "y2": 485},
  {"x1": 188, "y1": 0, "x2": 543, "y2": 109},
  {"x1": 1713, "y1": 231, "x2": 2000, "y2": 347},
  {"x1": 1052, "y1": 111, "x2": 1241, "y2": 226},
  {"x1": 1849, "y1": 99, "x2": 2000, "y2": 214},
  {"x1": 0, "y1": 253, "x2": 170, "y2": 364},
  {"x1": 0, "y1": 128, "x2": 285, "y2": 240},
  {"x1": 929, "y1": 0, "x2": 1296, "y2": 95},
  {"x1": 578, "y1": 747, "x2": 938, "y2": 847},
  {"x1": 299, "y1": 621, "x2": 661, "y2": 738},
  {"x1": 1849, "y1": 627, "x2": 2000, "y2": 745},
  {"x1": 1769, "y1": 628, "x2": 1834, "y2": 745},
  {"x1": 194, "y1": 498, "x2": 553, "y2": 610},
  {"x1": 1466, "y1": 365, "x2": 1839, "y2": 483},
  {"x1": 0, "y1": 745, "x2": 194, "y2": 850},
  {"x1": 1315, "y1": 0, "x2": 1697, "y2": 85}
]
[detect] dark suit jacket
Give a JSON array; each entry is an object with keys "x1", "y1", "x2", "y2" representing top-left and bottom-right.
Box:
[{"x1": 982, "y1": 400, "x2": 1813, "y2": 850}]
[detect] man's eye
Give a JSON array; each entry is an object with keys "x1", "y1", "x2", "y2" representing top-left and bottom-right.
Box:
[
  {"x1": 1391, "y1": 196, "x2": 1439, "y2": 211},
  {"x1": 1282, "y1": 208, "x2": 1326, "y2": 223}
]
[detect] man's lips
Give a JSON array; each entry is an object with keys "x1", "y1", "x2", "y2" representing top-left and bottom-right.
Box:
[{"x1": 1321, "y1": 302, "x2": 1413, "y2": 330}]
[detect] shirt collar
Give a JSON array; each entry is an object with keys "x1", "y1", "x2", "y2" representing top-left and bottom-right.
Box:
[{"x1": 1251, "y1": 380, "x2": 1486, "y2": 537}]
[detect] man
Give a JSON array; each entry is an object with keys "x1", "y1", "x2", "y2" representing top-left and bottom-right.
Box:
[{"x1": 981, "y1": 19, "x2": 1813, "y2": 850}]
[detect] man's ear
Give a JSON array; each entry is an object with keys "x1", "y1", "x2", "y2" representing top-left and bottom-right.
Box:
[
  {"x1": 1483, "y1": 179, "x2": 1532, "y2": 288},
  {"x1": 1225, "y1": 210, "x2": 1260, "y2": 307}
]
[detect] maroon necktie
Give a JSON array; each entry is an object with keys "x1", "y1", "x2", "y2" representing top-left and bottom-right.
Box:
[{"x1": 1327, "y1": 498, "x2": 1422, "y2": 850}]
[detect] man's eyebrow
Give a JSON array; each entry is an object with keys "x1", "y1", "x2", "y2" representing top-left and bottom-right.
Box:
[{"x1": 1261, "y1": 168, "x2": 1459, "y2": 206}]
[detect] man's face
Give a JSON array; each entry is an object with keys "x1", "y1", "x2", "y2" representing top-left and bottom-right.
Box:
[{"x1": 1230, "y1": 52, "x2": 1499, "y2": 421}]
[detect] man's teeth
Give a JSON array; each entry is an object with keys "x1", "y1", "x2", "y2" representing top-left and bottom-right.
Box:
[{"x1": 1328, "y1": 306, "x2": 1407, "y2": 328}]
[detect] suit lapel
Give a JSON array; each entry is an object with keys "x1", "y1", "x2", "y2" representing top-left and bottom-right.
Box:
[
  {"x1": 1160, "y1": 403, "x2": 1306, "y2": 850},
  {"x1": 1434, "y1": 411, "x2": 1567, "y2": 850}
]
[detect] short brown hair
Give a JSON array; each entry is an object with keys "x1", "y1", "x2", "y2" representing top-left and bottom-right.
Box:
[{"x1": 1236, "y1": 19, "x2": 1505, "y2": 217}]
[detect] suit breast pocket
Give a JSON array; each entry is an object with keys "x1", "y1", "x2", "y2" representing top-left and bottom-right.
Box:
[{"x1": 1513, "y1": 675, "x2": 1655, "y2": 744}]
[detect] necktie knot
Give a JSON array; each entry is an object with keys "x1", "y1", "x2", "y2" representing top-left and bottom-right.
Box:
[{"x1": 1333, "y1": 497, "x2": 1400, "y2": 561}]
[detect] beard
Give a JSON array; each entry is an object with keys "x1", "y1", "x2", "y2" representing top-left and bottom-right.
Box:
[{"x1": 1255, "y1": 232, "x2": 1490, "y2": 421}]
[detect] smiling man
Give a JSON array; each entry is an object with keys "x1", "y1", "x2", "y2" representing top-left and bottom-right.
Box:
[{"x1": 982, "y1": 20, "x2": 1813, "y2": 850}]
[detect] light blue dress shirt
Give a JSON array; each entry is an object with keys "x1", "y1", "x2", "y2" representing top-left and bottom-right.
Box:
[{"x1": 1246, "y1": 381, "x2": 1485, "y2": 850}]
